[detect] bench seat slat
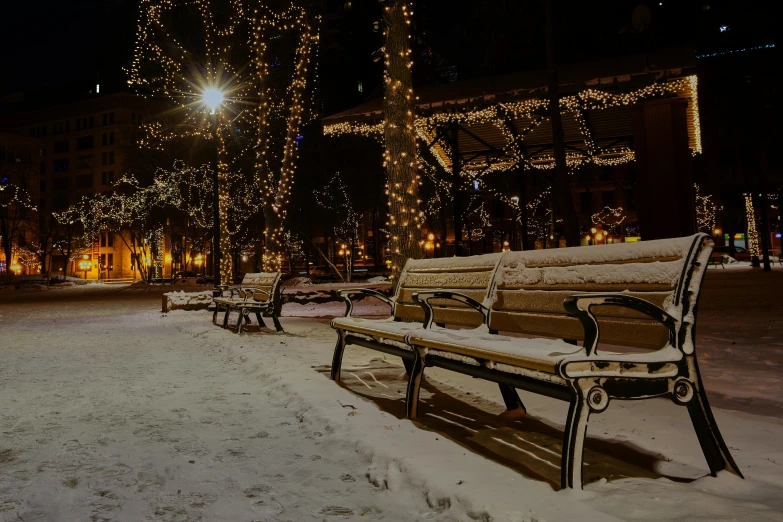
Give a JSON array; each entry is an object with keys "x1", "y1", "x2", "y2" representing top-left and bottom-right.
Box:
[
  {"x1": 407, "y1": 329, "x2": 581, "y2": 374},
  {"x1": 331, "y1": 317, "x2": 420, "y2": 344}
]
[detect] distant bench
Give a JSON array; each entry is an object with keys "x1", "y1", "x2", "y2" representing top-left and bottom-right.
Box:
[
  {"x1": 213, "y1": 272, "x2": 283, "y2": 333},
  {"x1": 330, "y1": 233, "x2": 742, "y2": 489}
]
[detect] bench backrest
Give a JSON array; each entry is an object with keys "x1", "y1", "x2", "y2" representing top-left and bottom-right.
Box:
[
  {"x1": 394, "y1": 253, "x2": 502, "y2": 327},
  {"x1": 241, "y1": 272, "x2": 282, "y2": 304},
  {"x1": 488, "y1": 234, "x2": 712, "y2": 350}
]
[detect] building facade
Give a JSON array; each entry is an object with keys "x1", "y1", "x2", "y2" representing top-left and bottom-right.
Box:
[{"x1": 3, "y1": 94, "x2": 156, "y2": 279}]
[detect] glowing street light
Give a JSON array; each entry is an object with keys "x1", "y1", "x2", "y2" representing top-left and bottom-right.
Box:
[{"x1": 201, "y1": 87, "x2": 225, "y2": 114}]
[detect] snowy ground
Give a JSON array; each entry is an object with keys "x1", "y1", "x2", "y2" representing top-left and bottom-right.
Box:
[{"x1": 0, "y1": 267, "x2": 782, "y2": 521}]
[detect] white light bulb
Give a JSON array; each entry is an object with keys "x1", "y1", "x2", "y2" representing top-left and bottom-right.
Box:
[{"x1": 202, "y1": 88, "x2": 225, "y2": 114}]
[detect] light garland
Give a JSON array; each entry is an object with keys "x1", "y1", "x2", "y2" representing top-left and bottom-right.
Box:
[
  {"x1": 744, "y1": 194, "x2": 760, "y2": 257},
  {"x1": 382, "y1": 0, "x2": 423, "y2": 275},
  {"x1": 694, "y1": 184, "x2": 717, "y2": 233},
  {"x1": 129, "y1": 1, "x2": 318, "y2": 275},
  {"x1": 324, "y1": 75, "x2": 701, "y2": 174},
  {"x1": 591, "y1": 206, "x2": 627, "y2": 236}
]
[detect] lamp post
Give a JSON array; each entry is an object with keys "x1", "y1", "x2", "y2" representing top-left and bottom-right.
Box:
[{"x1": 202, "y1": 87, "x2": 224, "y2": 286}]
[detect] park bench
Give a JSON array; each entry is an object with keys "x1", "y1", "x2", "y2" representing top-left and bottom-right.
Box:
[
  {"x1": 213, "y1": 272, "x2": 284, "y2": 333},
  {"x1": 330, "y1": 233, "x2": 742, "y2": 489},
  {"x1": 400, "y1": 233, "x2": 741, "y2": 489},
  {"x1": 330, "y1": 253, "x2": 503, "y2": 380},
  {"x1": 708, "y1": 252, "x2": 726, "y2": 268}
]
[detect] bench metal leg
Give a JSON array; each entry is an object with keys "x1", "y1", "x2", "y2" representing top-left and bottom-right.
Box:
[
  {"x1": 236, "y1": 310, "x2": 244, "y2": 335},
  {"x1": 222, "y1": 308, "x2": 231, "y2": 328},
  {"x1": 406, "y1": 350, "x2": 426, "y2": 419},
  {"x1": 255, "y1": 312, "x2": 267, "y2": 328},
  {"x1": 561, "y1": 387, "x2": 590, "y2": 489},
  {"x1": 271, "y1": 313, "x2": 284, "y2": 332},
  {"x1": 212, "y1": 305, "x2": 219, "y2": 324},
  {"x1": 331, "y1": 330, "x2": 346, "y2": 381},
  {"x1": 686, "y1": 373, "x2": 743, "y2": 478},
  {"x1": 244, "y1": 314, "x2": 252, "y2": 324},
  {"x1": 498, "y1": 384, "x2": 526, "y2": 413},
  {"x1": 561, "y1": 381, "x2": 608, "y2": 489}
]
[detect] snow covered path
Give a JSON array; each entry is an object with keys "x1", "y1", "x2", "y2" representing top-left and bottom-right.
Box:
[
  {"x1": 0, "y1": 298, "x2": 474, "y2": 521},
  {"x1": 1, "y1": 269, "x2": 783, "y2": 521}
]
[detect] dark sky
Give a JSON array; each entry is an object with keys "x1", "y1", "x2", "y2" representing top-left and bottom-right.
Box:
[
  {"x1": 1, "y1": 0, "x2": 778, "y2": 112},
  {"x1": 0, "y1": 0, "x2": 137, "y2": 102}
]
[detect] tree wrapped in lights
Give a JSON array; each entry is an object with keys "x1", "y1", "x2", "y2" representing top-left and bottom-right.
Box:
[
  {"x1": 19, "y1": 209, "x2": 58, "y2": 274},
  {"x1": 382, "y1": 0, "x2": 422, "y2": 278},
  {"x1": 591, "y1": 206, "x2": 627, "y2": 237},
  {"x1": 0, "y1": 169, "x2": 34, "y2": 278},
  {"x1": 744, "y1": 194, "x2": 760, "y2": 258},
  {"x1": 129, "y1": 0, "x2": 317, "y2": 276},
  {"x1": 252, "y1": 5, "x2": 316, "y2": 271},
  {"x1": 694, "y1": 184, "x2": 717, "y2": 234},
  {"x1": 150, "y1": 161, "x2": 262, "y2": 277},
  {"x1": 524, "y1": 188, "x2": 554, "y2": 248},
  {"x1": 53, "y1": 200, "x2": 99, "y2": 276}
]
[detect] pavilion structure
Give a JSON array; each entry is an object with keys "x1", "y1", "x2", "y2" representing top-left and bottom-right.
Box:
[{"x1": 323, "y1": 47, "x2": 703, "y2": 247}]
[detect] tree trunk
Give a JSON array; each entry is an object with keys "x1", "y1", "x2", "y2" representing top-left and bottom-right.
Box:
[
  {"x1": 450, "y1": 124, "x2": 465, "y2": 256},
  {"x1": 302, "y1": 233, "x2": 343, "y2": 281},
  {"x1": 383, "y1": 0, "x2": 422, "y2": 287},
  {"x1": 545, "y1": 0, "x2": 580, "y2": 247}
]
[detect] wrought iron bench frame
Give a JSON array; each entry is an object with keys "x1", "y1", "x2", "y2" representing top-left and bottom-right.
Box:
[
  {"x1": 400, "y1": 234, "x2": 741, "y2": 489},
  {"x1": 212, "y1": 273, "x2": 283, "y2": 334}
]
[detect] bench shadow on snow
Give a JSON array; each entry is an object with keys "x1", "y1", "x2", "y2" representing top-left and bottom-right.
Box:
[{"x1": 315, "y1": 359, "x2": 695, "y2": 490}]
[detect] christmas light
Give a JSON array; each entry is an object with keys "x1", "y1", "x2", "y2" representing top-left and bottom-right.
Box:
[
  {"x1": 745, "y1": 194, "x2": 760, "y2": 257},
  {"x1": 129, "y1": 1, "x2": 318, "y2": 274}
]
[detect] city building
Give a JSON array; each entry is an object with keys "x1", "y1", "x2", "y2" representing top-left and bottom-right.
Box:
[{"x1": 1, "y1": 94, "x2": 157, "y2": 279}]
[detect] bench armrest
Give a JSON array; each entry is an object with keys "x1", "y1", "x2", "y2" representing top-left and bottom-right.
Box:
[
  {"x1": 412, "y1": 291, "x2": 489, "y2": 329},
  {"x1": 563, "y1": 293, "x2": 677, "y2": 356},
  {"x1": 337, "y1": 288, "x2": 394, "y2": 318},
  {"x1": 240, "y1": 288, "x2": 271, "y2": 301},
  {"x1": 217, "y1": 284, "x2": 241, "y2": 297}
]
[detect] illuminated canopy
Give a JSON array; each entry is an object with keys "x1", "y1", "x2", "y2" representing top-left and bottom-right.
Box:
[{"x1": 323, "y1": 47, "x2": 702, "y2": 176}]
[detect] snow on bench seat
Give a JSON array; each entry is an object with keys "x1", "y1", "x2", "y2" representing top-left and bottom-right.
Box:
[
  {"x1": 407, "y1": 327, "x2": 579, "y2": 374},
  {"x1": 330, "y1": 317, "x2": 420, "y2": 345}
]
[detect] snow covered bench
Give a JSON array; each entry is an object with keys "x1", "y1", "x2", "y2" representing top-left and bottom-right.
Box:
[
  {"x1": 213, "y1": 272, "x2": 284, "y2": 333},
  {"x1": 330, "y1": 254, "x2": 503, "y2": 380},
  {"x1": 403, "y1": 233, "x2": 741, "y2": 489}
]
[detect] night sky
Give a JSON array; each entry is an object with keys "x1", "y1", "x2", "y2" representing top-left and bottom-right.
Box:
[
  {"x1": 1, "y1": 1, "x2": 778, "y2": 113},
  {"x1": 0, "y1": 0, "x2": 137, "y2": 104}
]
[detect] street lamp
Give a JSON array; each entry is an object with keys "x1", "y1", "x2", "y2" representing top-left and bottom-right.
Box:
[
  {"x1": 202, "y1": 88, "x2": 225, "y2": 115},
  {"x1": 195, "y1": 253, "x2": 203, "y2": 276},
  {"x1": 201, "y1": 86, "x2": 225, "y2": 286}
]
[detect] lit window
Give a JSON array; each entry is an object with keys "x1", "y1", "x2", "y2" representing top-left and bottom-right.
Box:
[
  {"x1": 357, "y1": 81, "x2": 363, "y2": 93},
  {"x1": 720, "y1": 25, "x2": 729, "y2": 32}
]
